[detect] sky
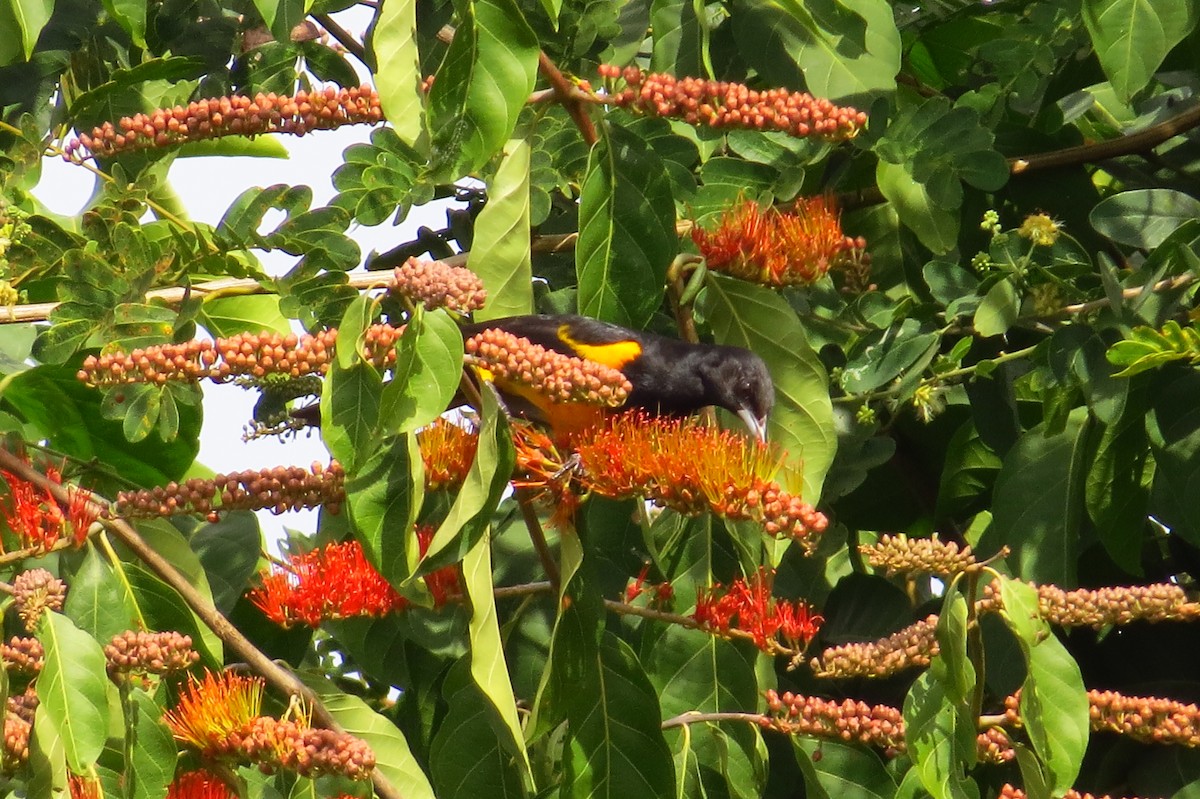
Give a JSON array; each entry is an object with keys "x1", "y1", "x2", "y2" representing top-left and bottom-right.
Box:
[{"x1": 32, "y1": 9, "x2": 449, "y2": 545}]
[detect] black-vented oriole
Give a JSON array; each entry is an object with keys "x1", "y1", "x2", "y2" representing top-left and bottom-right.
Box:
[{"x1": 460, "y1": 314, "x2": 775, "y2": 441}]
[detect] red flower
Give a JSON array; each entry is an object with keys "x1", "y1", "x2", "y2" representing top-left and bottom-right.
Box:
[
  {"x1": 68, "y1": 775, "x2": 101, "y2": 799},
  {"x1": 1, "y1": 466, "x2": 65, "y2": 551},
  {"x1": 249, "y1": 540, "x2": 406, "y2": 627},
  {"x1": 415, "y1": 525, "x2": 462, "y2": 607},
  {"x1": 693, "y1": 569, "x2": 822, "y2": 654},
  {"x1": 692, "y1": 197, "x2": 864, "y2": 287}
]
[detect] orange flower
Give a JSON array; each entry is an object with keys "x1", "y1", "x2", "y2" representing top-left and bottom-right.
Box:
[
  {"x1": 415, "y1": 525, "x2": 462, "y2": 607},
  {"x1": 419, "y1": 418, "x2": 478, "y2": 491},
  {"x1": 163, "y1": 670, "x2": 264, "y2": 754},
  {"x1": 571, "y1": 412, "x2": 827, "y2": 546},
  {"x1": 167, "y1": 771, "x2": 236, "y2": 799},
  {"x1": 68, "y1": 775, "x2": 101, "y2": 799},
  {"x1": 692, "y1": 197, "x2": 864, "y2": 287}
]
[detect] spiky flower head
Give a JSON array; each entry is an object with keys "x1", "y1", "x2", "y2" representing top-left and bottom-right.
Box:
[
  {"x1": 163, "y1": 670, "x2": 264, "y2": 755},
  {"x1": 692, "y1": 197, "x2": 865, "y2": 287}
]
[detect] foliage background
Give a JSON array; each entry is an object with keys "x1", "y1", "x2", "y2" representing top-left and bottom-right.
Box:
[{"x1": 2, "y1": 0, "x2": 1200, "y2": 797}]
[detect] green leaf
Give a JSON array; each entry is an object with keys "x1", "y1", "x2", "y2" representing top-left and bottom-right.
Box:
[
  {"x1": 644, "y1": 626, "x2": 764, "y2": 799},
  {"x1": 371, "y1": 0, "x2": 426, "y2": 149},
  {"x1": 62, "y1": 542, "x2": 140, "y2": 642},
  {"x1": 651, "y1": 0, "x2": 706, "y2": 75},
  {"x1": 1086, "y1": 385, "x2": 1153, "y2": 572},
  {"x1": 346, "y1": 433, "x2": 424, "y2": 585},
  {"x1": 560, "y1": 631, "x2": 676, "y2": 797},
  {"x1": 430, "y1": 659, "x2": 529, "y2": 798},
  {"x1": 191, "y1": 512, "x2": 264, "y2": 613},
  {"x1": 428, "y1": 0, "x2": 539, "y2": 179},
  {"x1": 703, "y1": 274, "x2": 836, "y2": 503},
  {"x1": 1089, "y1": 188, "x2": 1200, "y2": 250},
  {"x1": 576, "y1": 122, "x2": 678, "y2": 327},
  {"x1": 321, "y1": 360, "x2": 383, "y2": 473},
  {"x1": 842, "y1": 319, "x2": 940, "y2": 394},
  {"x1": 8, "y1": 0, "x2": 54, "y2": 60},
  {"x1": 997, "y1": 578, "x2": 1089, "y2": 795},
  {"x1": 986, "y1": 409, "x2": 1090, "y2": 586},
  {"x1": 973, "y1": 277, "x2": 1021, "y2": 338},
  {"x1": 128, "y1": 690, "x2": 177, "y2": 799},
  {"x1": 469, "y1": 122, "x2": 534, "y2": 321},
  {"x1": 35, "y1": 612, "x2": 110, "y2": 772},
  {"x1": 28, "y1": 700, "x2": 68, "y2": 799},
  {"x1": 793, "y1": 738, "x2": 897, "y2": 799},
  {"x1": 125, "y1": 564, "x2": 223, "y2": 667},
  {"x1": 419, "y1": 388, "x2": 514, "y2": 571},
  {"x1": 198, "y1": 295, "x2": 291, "y2": 337},
  {"x1": 1147, "y1": 370, "x2": 1200, "y2": 545},
  {"x1": 877, "y1": 160, "x2": 958, "y2": 254},
  {"x1": 303, "y1": 672, "x2": 437, "y2": 799},
  {"x1": 102, "y1": 0, "x2": 146, "y2": 47},
  {"x1": 380, "y1": 308, "x2": 464, "y2": 434},
  {"x1": 734, "y1": 0, "x2": 900, "y2": 101},
  {"x1": 462, "y1": 532, "x2": 532, "y2": 778},
  {"x1": 1083, "y1": 0, "x2": 1198, "y2": 103}
]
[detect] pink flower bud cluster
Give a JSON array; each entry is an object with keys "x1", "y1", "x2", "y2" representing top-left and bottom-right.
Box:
[
  {"x1": 465, "y1": 328, "x2": 632, "y2": 407},
  {"x1": 105, "y1": 630, "x2": 199, "y2": 676},
  {"x1": 115, "y1": 461, "x2": 344, "y2": 521},
  {"x1": 598, "y1": 65, "x2": 867, "y2": 141},
  {"x1": 12, "y1": 568, "x2": 66, "y2": 632},
  {"x1": 983, "y1": 580, "x2": 1200, "y2": 628},
  {"x1": 234, "y1": 715, "x2": 377, "y2": 779},
  {"x1": 392, "y1": 257, "x2": 487, "y2": 312},
  {"x1": 1, "y1": 636, "x2": 44, "y2": 674},
  {"x1": 65, "y1": 86, "x2": 383, "y2": 161},
  {"x1": 1086, "y1": 689, "x2": 1200, "y2": 747},
  {"x1": 810, "y1": 615, "x2": 939, "y2": 679},
  {"x1": 79, "y1": 325, "x2": 404, "y2": 387},
  {"x1": 1001, "y1": 786, "x2": 1140, "y2": 799},
  {"x1": 861, "y1": 534, "x2": 979, "y2": 576}
]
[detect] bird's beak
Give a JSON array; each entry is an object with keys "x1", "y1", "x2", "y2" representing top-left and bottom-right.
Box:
[{"x1": 737, "y1": 407, "x2": 769, "y2": 443}]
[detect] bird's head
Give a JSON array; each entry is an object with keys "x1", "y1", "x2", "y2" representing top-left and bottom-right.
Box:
[{"x1": 700, "y1": 347, "x2": 775, "y2": 442}]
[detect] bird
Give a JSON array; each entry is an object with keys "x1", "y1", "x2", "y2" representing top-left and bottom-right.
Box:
[{"x1": 459, "y1": 314, "x2": 775, "y2": 442}]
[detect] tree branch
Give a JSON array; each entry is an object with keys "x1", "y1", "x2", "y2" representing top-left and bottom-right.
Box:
[{"x1": 312, "y1": 13, "x2": 368, "y2": 65}]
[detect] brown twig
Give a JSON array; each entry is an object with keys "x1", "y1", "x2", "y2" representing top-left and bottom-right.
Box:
[
  {"x1": 538, "y1": 52, "x2": 598, "y2": 146},
  {"x1": 0, "y1": 447, "x2": 406, "y2": 799},
  {"x1": 1059, "y1": 272, "x2": 1196, "y2": 315},
  {"x1": 514, "y1": 488, "x2": 561, "y2": 590},
  {"x1": 312, "y1": 13, "x2": 368, "y2": 64},
  {"x1": 661, "y1": 710, "x2": 767, "y2": 729}
]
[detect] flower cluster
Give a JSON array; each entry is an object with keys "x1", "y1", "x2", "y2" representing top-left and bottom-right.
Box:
[
  {"x1": 692, "y1": 197, "x2": 867, "y2": 287},
  {"x1": 65, "y1": 86, "x2": 383, "y2": 161},
  {"x1": 1, "y1": 464, "x2": 95, "y2": 551},
  {"x1": 1086, "y1": 689, "x2": 1200, "y2": 747},
  {"x1": 809, "y1": 615, "x2": 939, "y2": 679},
  {"x1": 860, "y1": 534, "x2": 979, "y2": 576},
  {"x1": 166, "y1": 771, "x2": 236, "y2": 799},
  {"x1": 599, "y1": 65, "x2": 867, "y2": 141},
  {"x1": 419, "y1": 418, "x2": 478, "y2": 490},
  {"x1": 572, "y1": 413, "x2": 827, "y2": 548},
  {"x1": 762, "y1": 689, "x2": 905, "y2": 751},
  {"x1": 12, "y1": 568, "x2": 67, "y2": 632},
  {"x1": 983, "y1": 580, "x2": 1200, "y2": 629},
  {"x1": 694, "y1": 569, "x2": 822, "y2": 656},
  {"x1": 1, "y1": 636, "x2": 44, "y2": 674},
  {"x1": 105, "y1": 630, "x2": 199, "y2": 677},
  {"x1": 78, "y1": 325, "x2": 403, "y2": 387},
  {"x1": 115, "y1": 461, "x2": 344, "y2": 521},
  {"x1": 68, "y1": 775, "x2": 101, "y2": 799},
  {"x1": 763, "y1": 690, "x2": 1014, "y2": 762},
  {"x1": 391, "y1": 257, "x2": 487, "y2": 313},
  {"x1": 465, "y1": 328, "x2": 632, "y2": 408},
  {"x1": 3, "y1": 709, "x2": 29, "y2": 769},
  {"x1": 8, "y1": 686, "x2": 38, "y2": 724},
  {"x1": 249, "y1": 530, "x2": 460, "y2": 628},
  {"x1": 164, "y1": 670, "x2": 375, "y2": 779}
]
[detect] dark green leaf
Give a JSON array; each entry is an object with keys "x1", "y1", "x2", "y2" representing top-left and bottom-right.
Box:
[
  {"x1": 1090, "y1": 189, "x2": 1200, "y2": 250},
  {"x1": 1082, "y1": 0, "x2": 1198, "y2": 103},
  {"x1": 1146, "y1": 370, "x2": 1200, "y2": 545},
  {"x1": 973, "y1": 277, "x2": 1020, "y2": 338},
  {"x1": 986, "y1": 409, "x2": 1090, "y2": 585},
  {"x1": 62, "y1": 542, "x2": 139, "y2": 641},
  {"x1": 191, "y1": 512, "x2": 263, "y2": 614},
  {"x1": 576, "y1": 123, "x2": 677, "y2": 327},
  {"x1": 380, "y1": 308, "x2": 464, "y2": 434},
  {"x1": 346, "y1": 433, "x2": 424, "y2": 585},
  {"x1": 842, "y1": 319, "x2": 940, "y2": 394},
  {"x1": 128, "y1": 690, "x2": 177, "y2": 799}
]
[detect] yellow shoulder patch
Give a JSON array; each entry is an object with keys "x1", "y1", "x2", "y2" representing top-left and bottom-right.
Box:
[{"x1": 557, "y1": 324, "x2": 643, "y2": 369}]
